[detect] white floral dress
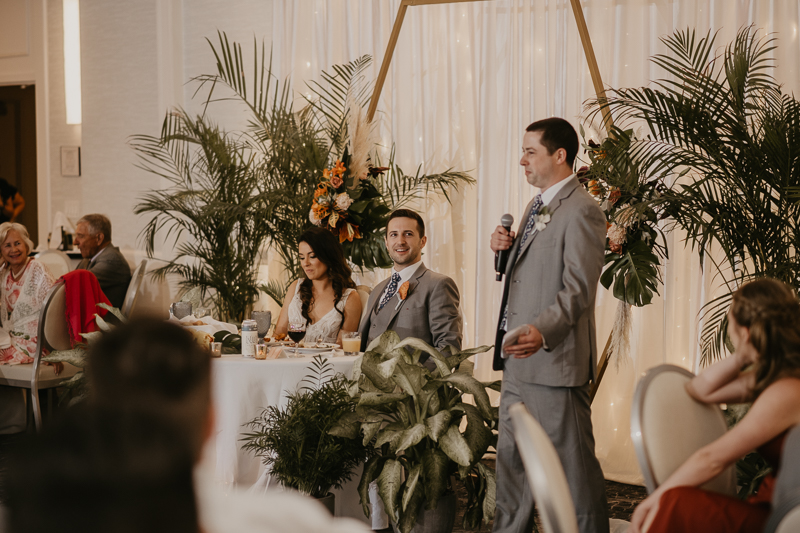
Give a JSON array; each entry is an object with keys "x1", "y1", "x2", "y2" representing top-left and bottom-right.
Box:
[
  {"x1": 0, "y1": 260, "x2": 56, "y2": 365},
  {"x1": 287, "y1": 282, "x2": 354, "y2": 344}
]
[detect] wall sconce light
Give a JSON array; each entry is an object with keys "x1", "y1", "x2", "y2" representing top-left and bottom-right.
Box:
[{"x1": 63, "y1": 0, "x2": 81, "y2": 125}]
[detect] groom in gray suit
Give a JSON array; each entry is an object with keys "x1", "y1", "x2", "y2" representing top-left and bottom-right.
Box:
[
  {"x1": 358, "y1": 209, "x2": 462, "y2": 356},
  {"x1": 490, "y1": 118, "x2": 608, "y2": 533}
]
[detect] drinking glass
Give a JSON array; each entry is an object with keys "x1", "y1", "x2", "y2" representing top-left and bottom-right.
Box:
[
  {"x1": 170, "y1": 302, "x2": 193, "y2": 320},
  {"x1": 251, "y1": 311, "x2": 272, "y2": 340},
  {"x1": 195, "y1": 307, "x2": 210, "y2": 319},
  {"x1": 210, "y1": 342, "x2": 222, "y2": 358},
  {"x1": 287, "y1": 322, "x2": 306, "y2": 357},
  {"x1": 342, "y1": 332, "x2": 361, "y2": 355},
  {"x1": 255, "y1": 342, "x2": 269, "y2": 360}
]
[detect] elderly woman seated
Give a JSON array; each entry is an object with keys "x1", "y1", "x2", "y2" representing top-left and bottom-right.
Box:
[{"x1": 0, "y1": 222, "x2": 58, "y2": 367}]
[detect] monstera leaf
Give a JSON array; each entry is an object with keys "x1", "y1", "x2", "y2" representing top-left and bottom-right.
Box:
[{"x1": 600, "y1": 238, "x2": 661, "y2": 307}]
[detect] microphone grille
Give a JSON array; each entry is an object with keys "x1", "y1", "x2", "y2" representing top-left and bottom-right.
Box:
[{"x1": 501, "y1": 213, "x2": 514, "y2": 227}]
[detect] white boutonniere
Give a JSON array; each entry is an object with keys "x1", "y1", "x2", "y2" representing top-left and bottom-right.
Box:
[{"x1": 534, "y1": 206, "x2": 552, "y2": 232}]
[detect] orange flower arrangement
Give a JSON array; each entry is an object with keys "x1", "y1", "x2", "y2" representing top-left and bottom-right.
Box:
[{"x1": 309, "y1": 159, "x2": 360, "y2": 243}]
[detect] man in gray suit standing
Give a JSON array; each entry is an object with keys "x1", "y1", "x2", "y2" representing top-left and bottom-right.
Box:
[
  {"x1": 358, "y1": 209, "x2": 462, "y2": 356},
  {"x1": 490, "y1": 118, "x2": 608, "y2": 533},
  {"x1": 74, "y1": 213, "x2": 132, "y2": 309}
]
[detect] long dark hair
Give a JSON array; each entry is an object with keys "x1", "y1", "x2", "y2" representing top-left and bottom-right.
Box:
[
  {"x1": 298, "y1": 227, "x2": 355, "y2": 327},
  {"x1": 729, "y1": 278, "x2": 800, "y2": 396}
]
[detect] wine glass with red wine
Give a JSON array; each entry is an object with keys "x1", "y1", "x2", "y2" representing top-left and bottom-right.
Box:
[{"x1": 288, "y1": 322, "x2": 306, "y2": 357}]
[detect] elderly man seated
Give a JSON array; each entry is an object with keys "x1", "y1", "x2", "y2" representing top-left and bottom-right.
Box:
[{"x1": 73, "y1": 214, "x2": 131, "y2": 308}]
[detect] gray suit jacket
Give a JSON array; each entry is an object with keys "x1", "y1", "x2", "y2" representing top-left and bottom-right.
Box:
[
  {"x1": 358, "y1": 263, "x2": 462, "y2": 353},
  {"x1": 77, "y1": 245, "x2": 132, "y2": 309},
  {"x1": 493, "y1": 177, "x2": 606, "y2": 387}
]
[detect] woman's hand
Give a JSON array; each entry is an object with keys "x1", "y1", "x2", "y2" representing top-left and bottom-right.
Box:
[{"x1": 630, "y1": 493, "x2": 659, "y2": 533}]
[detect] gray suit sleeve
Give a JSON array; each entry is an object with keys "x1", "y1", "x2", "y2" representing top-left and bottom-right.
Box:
[
  {"x1": 428, "y1": 276, "x2": 463, "y2": 352},
  {"x1": 532, "y1": 202, "x2": 606, "y2": 349}
]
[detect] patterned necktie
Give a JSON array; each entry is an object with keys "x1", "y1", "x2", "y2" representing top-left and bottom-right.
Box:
[
  {"x1": 500, "y1": 193, "x2": 544, "y2": 330},
  {"x1": 379, "y1": 272, "x2": 402, "y2": 310},
  {"x1": 518, "y1": 194, "x2": 544, "y2": 249}
]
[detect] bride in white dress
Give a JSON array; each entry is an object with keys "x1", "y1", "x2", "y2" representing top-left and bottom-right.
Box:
[{"x1": 275, "y1": 227, "x2": 362, "y2": 346}]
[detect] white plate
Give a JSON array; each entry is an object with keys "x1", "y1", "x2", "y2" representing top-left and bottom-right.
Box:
[{"x1": 289, "y1": 343, "x2": 338, "y2": 355}]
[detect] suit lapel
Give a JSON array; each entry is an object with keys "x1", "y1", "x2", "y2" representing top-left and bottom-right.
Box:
[
  {"x1": 381, "y1": 263, "x2": 427, "y2": 326},
  {"x1": 514, "y1": 177, "x2": 580, "y2": 260}
]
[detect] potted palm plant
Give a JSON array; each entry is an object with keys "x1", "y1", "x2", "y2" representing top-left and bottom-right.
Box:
[
  {"x1": 586, "y1": 26, "x2": 800, "y2": 364},
  {"x1": 241, "y1": 355, "x2": 372, "y2": 513},
  {"x1": 330, "y1": 332, "x2": 500, "y2": 533}
]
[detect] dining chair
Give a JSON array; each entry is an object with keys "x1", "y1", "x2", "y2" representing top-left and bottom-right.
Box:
[
  {"x1": 764, "y1": 425, "x2": 800, "y2": 533},
  {"x1": 121, "y1": 259, "x2": 147, "y2": 317},
  {"x1": 630, "y1": 364, "x2": 736, "y2": 495},
  {"x1": 0, "y1": 280, "x2": 77, "y2": 431},
  {"x1": 509, "y1": 402, "x2": 579, "y2": 533},
  {"x1": 356, "y1": 284, "x2": 372, "y2": 321},
  {"x1": 34, "y1": 249, "x2": 72, "y2": 279}
]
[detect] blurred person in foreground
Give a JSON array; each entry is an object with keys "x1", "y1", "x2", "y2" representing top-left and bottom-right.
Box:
[
  {"x1": 87, "y1": 318, "x2": 371, "y2": 533},
  {"x1": 73, "y1": 214, "x2": 131, "y2": 308},
  {"x1": 5, "y1": 408, "x2": 199, "y2": 533},
  {"x1": 630, "y1": 278, "x2": 800, "y2": 533}
]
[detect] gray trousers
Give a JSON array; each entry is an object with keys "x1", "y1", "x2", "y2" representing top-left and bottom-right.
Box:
[{"x1": 492, "y1": 373, "x2": 609, "y2": 533}]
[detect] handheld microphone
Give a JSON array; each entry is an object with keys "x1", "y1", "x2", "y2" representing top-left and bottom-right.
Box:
[{"x1": 495, "y1": 213, "x2": 514, "y2": 281}]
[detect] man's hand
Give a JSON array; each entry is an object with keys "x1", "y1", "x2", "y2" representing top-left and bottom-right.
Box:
[
  {"x1": 504, "y1": 324, "x2": 543, "y2": 358},
  {"x1": 490, "y1": 225, "x2": 516, "y2": 254}
]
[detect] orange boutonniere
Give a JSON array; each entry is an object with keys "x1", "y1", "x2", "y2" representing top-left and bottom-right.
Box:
[{"x1": 395, "y1": 281, "x2": 410, "y2": 310}]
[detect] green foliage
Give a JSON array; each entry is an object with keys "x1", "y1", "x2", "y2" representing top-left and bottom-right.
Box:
[
  {"x1": 586, "y1": 26, "x2": 800, "y2": 363},
  {"x1": 241, "y1": 355, "x2": 372, "y2": 499},
  {"x1": 330, "y1": 332, "x2": 499, "y2": 532},
  {"x1": 189, "y1": 33, "x2": 472, "y2": 300},
  {"x1": 131, "y1": 112, "x2": 274, "y2": 323},
  {"x1": 579, "y1": 127, "x2": 668, "y2": 307}
]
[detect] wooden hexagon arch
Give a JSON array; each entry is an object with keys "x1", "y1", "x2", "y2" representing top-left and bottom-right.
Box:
[
  {"x1": 367, "y1": 0, "x2": 615, "y2": 400},
  {"x1": 367, "y1": 0, "x2": 614, "y2": 133}
]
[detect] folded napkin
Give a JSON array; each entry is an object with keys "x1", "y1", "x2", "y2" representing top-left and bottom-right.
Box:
[{"x1": 171, "y1": 315, "x2": 238, "y2": 337}]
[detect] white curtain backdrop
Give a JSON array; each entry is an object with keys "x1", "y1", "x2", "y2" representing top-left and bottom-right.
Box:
[{"x1": 267, "y1": 0, "x2": 800, "y2": 484}]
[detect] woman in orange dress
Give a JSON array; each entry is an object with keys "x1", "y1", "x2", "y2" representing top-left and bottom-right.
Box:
[{"x1": 631, "y1": 278, "x2": 800, "y2": 533}]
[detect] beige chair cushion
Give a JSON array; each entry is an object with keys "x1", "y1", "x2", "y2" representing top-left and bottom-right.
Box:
[
  {"x1": 34, "y1": 250, "x2": 72, "y2": 279},
  {"x1": 0, "y1": 362, "x2": 79, "y2": 388},
  {"x1": 356, "y1": 285, "x2": 372, "y2": 322},
  {"x1": 43, "y1": 284, "x2": 72, "y2": 352},
  {"x1": 510, "y1": 402, "x2": 579, "y2": 533},
  {"x1": 633, "y1": 365, "x2": 736, "y2": 495},
  {"x1": 775, "y1": 507, "x2": 800, "y2": 533}
]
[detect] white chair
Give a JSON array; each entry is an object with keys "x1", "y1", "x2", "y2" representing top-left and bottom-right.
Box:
[
  {"x1": 765, "y1": 425, "x2": 800, "y2": 533},
  {"x1": 356, "y1": 284, "x2": 372, "y2": 322},
  {"x1": 630, "y1": 364, "x2": 736, "y2": 495},
  {"x1": 121, "y1": 259, "x2": 147, "y2": 317},
  {"x1": 34, "y1": 249, "x2": 72, "y2": 279},
  {"x1": 0, "y1": 281, "x2": 77, "y2": 430},
  {"x1": 510, "y1": 402, "x2": 579, "y2": 533},
  {"x1": 510, "y1": 403, "x2": 630, "y2": 533}
]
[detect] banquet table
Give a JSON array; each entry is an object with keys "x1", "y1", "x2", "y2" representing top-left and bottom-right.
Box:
[{"x1": 203, "y1": 351, "x2": 377, "y2": 524}]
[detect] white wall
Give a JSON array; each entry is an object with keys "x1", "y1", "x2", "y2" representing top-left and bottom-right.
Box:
[{"x1": 0, "y1": 0, "x2": 277, "y2": 253}]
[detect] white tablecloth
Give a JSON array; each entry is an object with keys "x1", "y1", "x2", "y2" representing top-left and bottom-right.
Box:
[{"x1": 204, "y1": 353, "x2": 380, "y2": 525}]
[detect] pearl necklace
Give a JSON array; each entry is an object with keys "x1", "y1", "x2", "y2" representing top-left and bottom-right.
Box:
[{"x1": 9, "y1": 258, "x2": 30, "y2": 281}]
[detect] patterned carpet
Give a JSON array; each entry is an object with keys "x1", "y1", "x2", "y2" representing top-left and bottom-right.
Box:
[{"x1": 377, "y1": 459, "x2": 647, "y2": 532}]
